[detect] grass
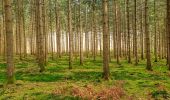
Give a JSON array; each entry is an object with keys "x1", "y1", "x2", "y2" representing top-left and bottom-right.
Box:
[{"x1": 0, "y1": 55, "x2": 170, "y2": 99}]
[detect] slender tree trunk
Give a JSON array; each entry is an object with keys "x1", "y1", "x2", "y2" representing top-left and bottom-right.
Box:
[
  {"x1": 4, "y1": 0, "x2": 15, "y2": 84},
  {"x1": 55, "y1": 0, "x2": 61, "y2": 58},
  {"x1": 35, "y1": 0, "x2": 45, "y2": 72},
  {"x1": 49, "y1": 0, "x2": 54, "y2": 60},
  {"x1": 127, "y1": 0, "x2": 131, "y2": 63},
  {"x1": 108, "y1": 2, "x2": 111, "y2": 62},
  {"x1": 17, "y1": 0, "x2": 23, "y2": 60},
  {"x1": 103, "y1": 0, "x2": 110, "y2": 80},
  {"x1": 68, "y1": 0, "x2": 73, "y2": 69},
  {"x1": 2, "y1": 0, "x2": 6, "y2": 60},
  {"x1": 42, "y1": 0, "x2": 47, "y2": 65},
  {"x1": 167, "y1": 0, "x2": 170, "y2": 70},
  {"x1": 92, "y1": 0, "x2": 97, "y2": 61},
  {"x1": 22, "y1": 0, "x2": 26, "y2": 58},
  {"x1": 116, "y1": 2, "x2": 120, "y2": 64},
  {"x1": 79, "y1": 0, "x2": 83, "y2": 65},
  {"x1": 145, "y1": 0, "x2": 152, "y2": 71},
  {"x1": 85, "y1": 5, "x2": 89, "y2": 58},
  {"x1": 158, "y1": 22, "x2": 161, "y2": 59},
  {"x1": 140, "y1": 0, "x2": 144, "y2": 60},
  {"x1": 134, "y1": 0, "x2": 138, "y2": 65},
  {"x1": 154, "y1": 0, "x2": 158, "y2": 62},
  {"x1": 113, "y1": 0, "x2": 116, "y2": 59}
]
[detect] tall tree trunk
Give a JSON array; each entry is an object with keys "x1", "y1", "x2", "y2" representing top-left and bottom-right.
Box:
[
  {"x1": 55, "y1": 0, "x2": 61, "y2": 58},
  {"x1": 85, "y1": 5, "x2": 89, "y2": 58},
  {"x1": 103, "y1": 0, "x2": 110, "y2": 80},
  {"x1": 4, "y1": 0, "x2": 15, "y2": 84},
  {"x1": 68, "y1": 0, "x2": 73, "y2": 69},
  {"x1": 108, "y1": 2, "x2": 111, "y2": 62},
  {"x1": 154, "y1": 0, "x2": 158, "y2": 62},
  {"x1": 49, "y1": 0, "x2": 54, "y2": 60},
  {"x1": 145, "y1": 0, "x2": 152, "y2": 71},
  {"x1": 22, "y1": 0, "x2": 26, "y2": 58},
  {"x1": 17, "y1": 0, "x2": 24, "y2": 60},
  {"x1": 134, "y1": 0, "x2": 138, "y2": 65},
  {"x1": 42, "y1": 0, "x2": 47, "y2": 65},
  {"x1": 158, "y1": 22, "x2": 161, "y2": 59},
  {"x1": 2, "y1": 0, "x2": 6, "y2": 60},
  {"x1": 79, "y1": 0, "x2": 83, "y2": 65},
  {"x1": 36, "y1": 0, "x2": 45, "y2": 72},
  {"x1": 116, "y1": 1, "x2": 120, "y2": 64},
  {"x1": 93, "y1": 0, "x2": 97, "y2": 61},
  {"x1": 113, "y1": 0, "x2": 116, "y2": 59},
  {"x1": 167, "y1": 0, "x2": 170, "y2": 70},
  {"x1": 140, "y1": 0, "x2": 144, "y2": 60},
  {"x1": 127, "y1": 0, "x2": 131, "y2": 63}
]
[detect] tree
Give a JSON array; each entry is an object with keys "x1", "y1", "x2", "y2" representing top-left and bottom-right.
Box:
[
  {"x1": 49, "y1": 0, "x2": 54, "y2": 60},
  {"x1": 55, "y1": 0, "x2": 61, "y2": 58},
  {"x1": 140, "y1": 0, "x2": 144, "y2": 60},
  {"x1": 113, "y1": 0, "x2": 116, "y2": 59},
  {"x1": 145, "y1": 0, "x2": 152, "y2": 71},
  {"x1": 36, "y1": 0, "x2": 45, "y2": 72},
  {"x1": 127, "y1": 0, "x2": 131, "y2": 63},
  {"x1": 154, "y1": 0, "x2": 158, "y2": 62},
  {"x1": 167, "y1": 0, "x2": 170, "y2": 70},
  {"x1": 68, "y1": 0, "x2": 73, "y2": 69},
  {"x1": 103, "y1": 0, "x2": 110, "y2": 80},
  {"x1": 4, "y1": 0, "x2": 15, "y2": 84},
  {"x1": 17, "y1": 0, "x2": 24, "y2": 60},
  {"x1": 134, "y1": 0, "x2": 138, "y2": 65},
  {"x1": 79, "y1": 0, "x2": 83, "y2": 65},
  {"x1": 92, "y1": 0, "x2": 97, "y2": 61}
]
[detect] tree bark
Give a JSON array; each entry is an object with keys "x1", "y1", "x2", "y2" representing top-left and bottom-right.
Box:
[
  {"x1": 154, "y1": 0, "x2": 158, "y2": 62},
  {"x1": 79, "y1": 0, "x2": 83, "y2": 65},
  {"x1": 145, "y1": 0, "x2": 152, "y2": 71},
  {"x1": 4, "y1": 0, "x2": 15, "y2": 84},
  {"x1": 167, "y1": 0, "x2": 170, "y2": 70},
  {"x1": 68, "y1": 0, "x2": 73, "y2": 69},
  {"x1": 127, "y1": 0, "x2": 131, "y2": 63},
  {"x1": 134, "y1": 0, "x2": 138, "y2": 65},
  {"x1": 103, "y1": 0, "x2": 110, "y2": 80}
]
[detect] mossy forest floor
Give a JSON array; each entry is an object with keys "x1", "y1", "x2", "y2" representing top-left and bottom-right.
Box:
[{"x1": 0, "y1": 56, "x2": 170, "y2": 100}]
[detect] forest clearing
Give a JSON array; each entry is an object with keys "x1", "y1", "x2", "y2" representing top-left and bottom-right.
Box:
[{"x1": 0, "y1": 0, "x2": 170, "y2": 99}]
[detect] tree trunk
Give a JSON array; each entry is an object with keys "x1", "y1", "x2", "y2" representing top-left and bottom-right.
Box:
[
  {"x1": 4, "y1": 0, "x2": 15, "y2": 84},
  {"x1": 36, "y1": 0, "x2": 45, "y2": 72},
  {"x1": 127, "y1": 0, "x2": 131, "y2": 63},
  {"x1": 55, "y1": 0, "x2": 61, "y2": 58},
  {"x1": 49, "y1": 0, "x2": 54, "y2": 60},
  {"x1": 134, "y1": 0, "x2": 138, "y2": 65},
  {"x1": 140, "y1": 0, "x2": 144, "y2": 60},
  {"x1": 145, "y1": 0, "x2": 152, "y2": 71},
  {"x1": 167, "y1": 0, "x2": 170, "y2": 70},
  {"x1": 103, "y1": 0, "x2": 110, "y2": 80},
  {"x1": 92, "y1": 0, "x2": 97, "y2": 61},
  {"x1": 79, "y1": 0, "x2": 83, "y2": 65},
  {"x1": 154, "y1": 0, "x2": 158, "y2": 62},
  {"x1": 68, "y1": 0, "x2": 73, "y2": 69}
]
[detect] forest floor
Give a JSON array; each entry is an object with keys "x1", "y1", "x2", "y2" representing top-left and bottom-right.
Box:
[{"x1": 0, "y1": 56, "x2": 170, "y2": 100}]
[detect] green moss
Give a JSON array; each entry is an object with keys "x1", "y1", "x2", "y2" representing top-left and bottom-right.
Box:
[{"x1": 0, "y1": 56, "x2": 170, "y2": 99}]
